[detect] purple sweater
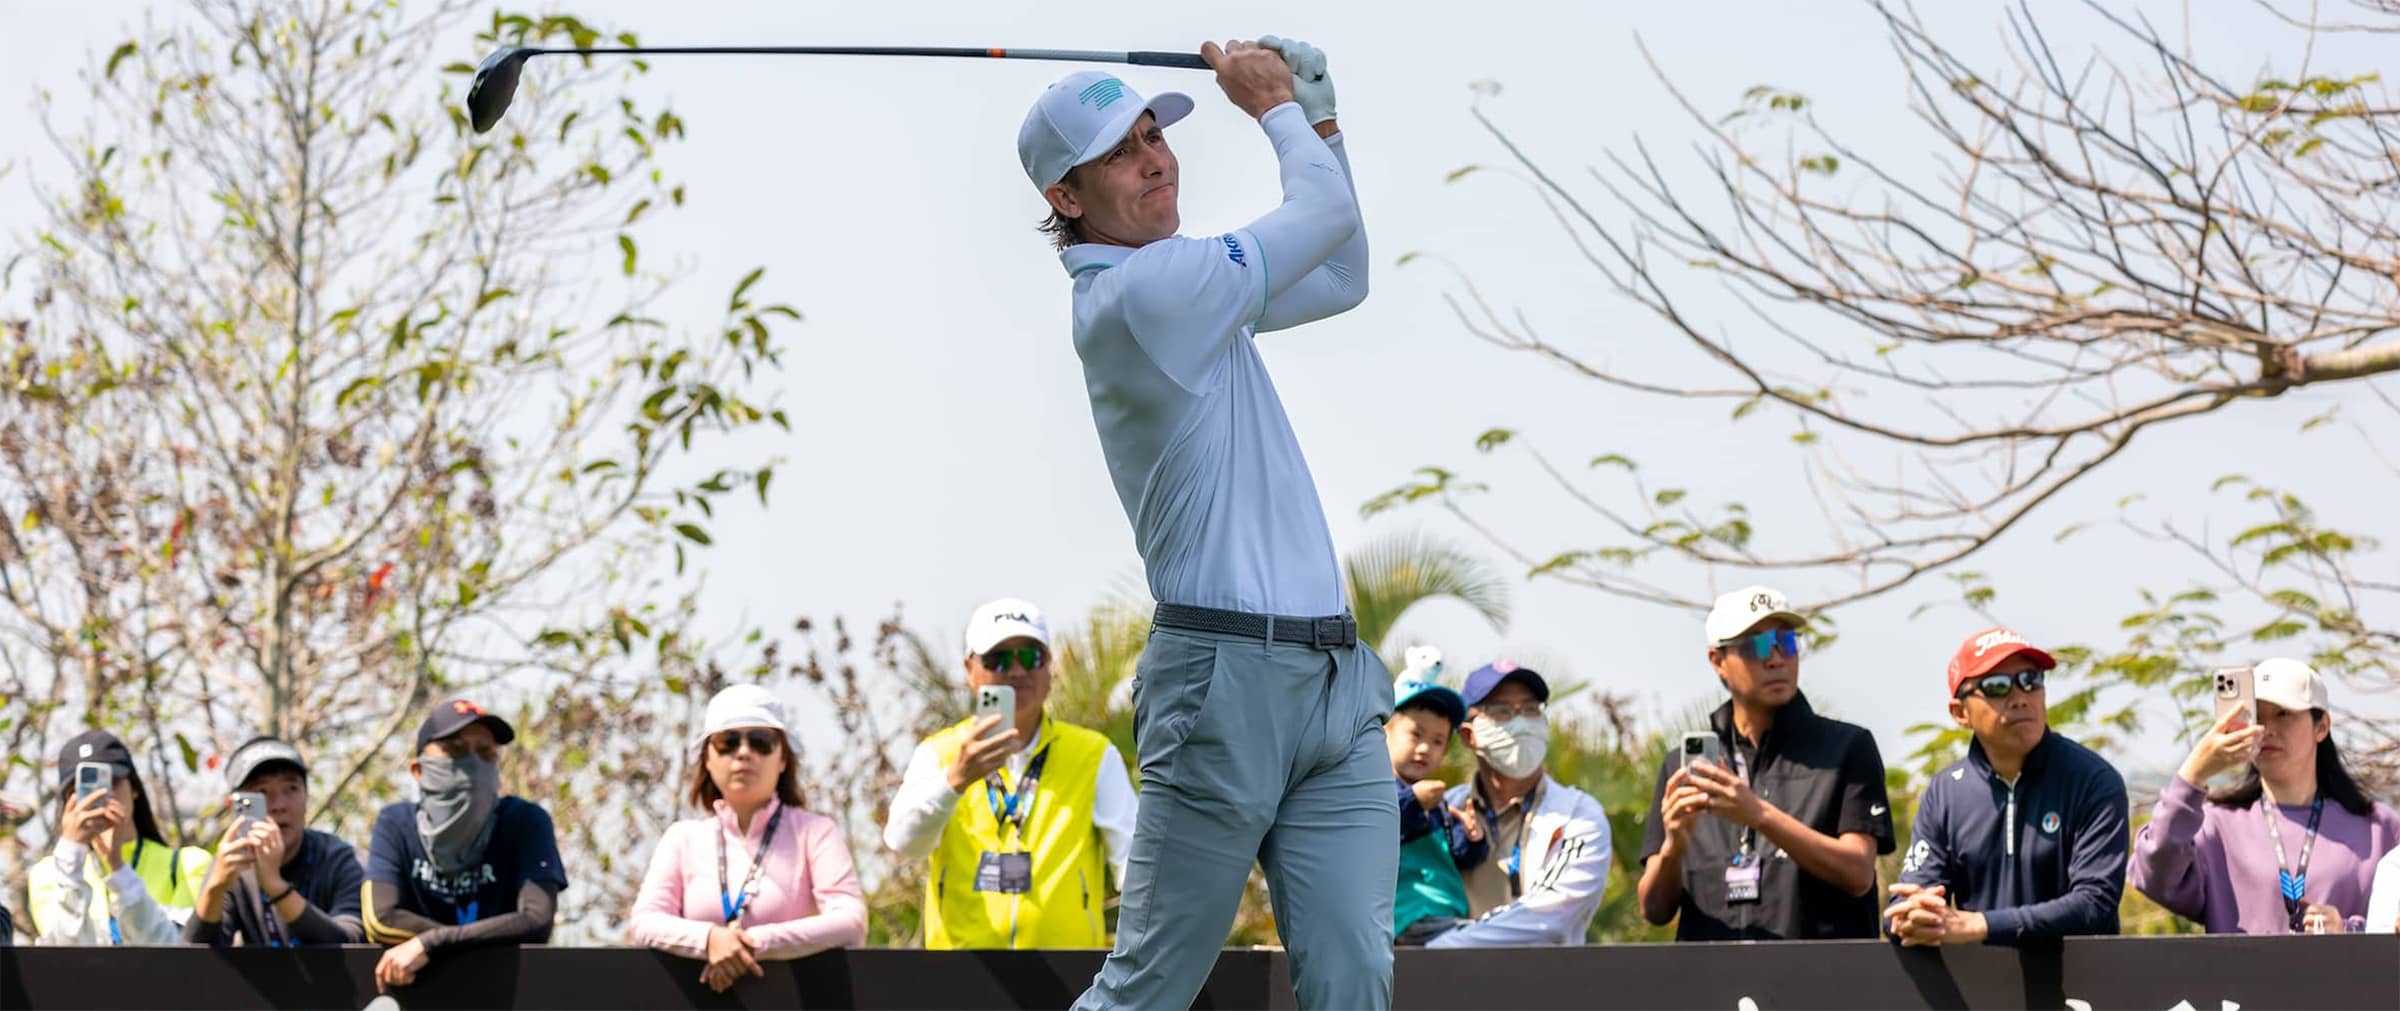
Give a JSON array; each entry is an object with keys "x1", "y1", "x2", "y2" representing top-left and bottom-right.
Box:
[{"x1": 2130, "y1": 775, "x2": 2400, "y2": 933}]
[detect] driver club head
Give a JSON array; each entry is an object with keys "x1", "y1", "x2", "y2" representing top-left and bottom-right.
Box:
[{"x1": 466, "y1": 46, "x2": 536, "y2": 133}]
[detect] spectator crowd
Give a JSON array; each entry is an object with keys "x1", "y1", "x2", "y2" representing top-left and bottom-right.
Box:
[{"x1": 6, "y1": 586, "x2": 2398, "y2": 997}]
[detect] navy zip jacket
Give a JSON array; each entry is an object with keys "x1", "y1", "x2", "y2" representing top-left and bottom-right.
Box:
[{"x1": 1897, "y1": 730, "x2": 2129, "y2": 943}]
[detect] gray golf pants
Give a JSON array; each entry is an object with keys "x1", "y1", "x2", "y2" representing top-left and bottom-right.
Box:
[{"x1": 1073, "y1": 626, "x2": 1398, "y2": 1010}]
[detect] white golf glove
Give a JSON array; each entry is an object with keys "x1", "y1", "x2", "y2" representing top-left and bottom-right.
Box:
[{"x1": 1259, "y1": 35, "x2": 1335, "y2": 126}]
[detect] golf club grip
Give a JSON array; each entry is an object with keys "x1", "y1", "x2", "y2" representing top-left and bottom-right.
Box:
[{"x1": 1126, "y1": 51, "x2": 1209, "y2": 69}]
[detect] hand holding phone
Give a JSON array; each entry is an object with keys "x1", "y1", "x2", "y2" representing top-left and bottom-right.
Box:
[
  {"x1": 2182, "y1": 688, "x2": 2268, "y2": 786},
  {"x1": 62, "y1": 770, "x2": 117, "y2": 846},
  {"x1": 943, "y1": 685, "x2": 1025, "y2": 792}
]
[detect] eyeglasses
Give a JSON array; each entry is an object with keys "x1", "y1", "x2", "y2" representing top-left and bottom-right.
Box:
[
  {"x1": 1956, "y1": 669, "x2": 2046, "y2": 700},
  {"x1": 1475, "y1": 701, "x2": 1545, "y2": 721},
  {"x1": 1719, "y1": 628, "x2": 1801, "y2": 662},
  {"x1": 709, "y1": 729, "x2": 783, "y2": 756},
  {"x1": 980, "y1": 646, "x2": 1047, "y2": 673}
]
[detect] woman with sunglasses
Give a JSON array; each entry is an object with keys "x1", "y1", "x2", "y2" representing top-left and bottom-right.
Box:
[
  {"x1": 1884, "y1": 628, "x2": 2129, "y2": 947},
  {"x1": 628, "y1": 685, "x2": 865, "y2": 991},
  {"x1": 2132, "y1": 659, "x2": 2400, "y2": 934}
]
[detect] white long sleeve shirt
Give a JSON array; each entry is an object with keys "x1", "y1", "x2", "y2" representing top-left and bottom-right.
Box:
[
  {"x1": 1428, "y1": 775, "x2": 1614, "y2": 947},
  {"x1": 882, "y1": 724, "x2": 1137, "y2": 886},
  {"x1": 28, "y1": 840, "x2": 194, "y2": 945},
  {"x1": 1062, "y1": 101, "x2": 1368, "y2": 616}
]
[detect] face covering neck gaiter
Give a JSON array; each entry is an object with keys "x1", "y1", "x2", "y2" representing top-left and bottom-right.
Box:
[
  {"x1": 1472, "y1": 714, "x2": 1549, "y2": 780},
  {"x1": 416, "y1": 751, "x2": 501, "y2": 875}
]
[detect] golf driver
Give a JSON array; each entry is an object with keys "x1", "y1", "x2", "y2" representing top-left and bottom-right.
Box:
[{"x1": 467, "y1": 45, "x2": 1210, "y2": 133}]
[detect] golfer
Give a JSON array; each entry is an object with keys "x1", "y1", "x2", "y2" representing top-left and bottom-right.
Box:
[{"x1": 1018, "y1": 36, "x2": 1392, "y2": 1010}]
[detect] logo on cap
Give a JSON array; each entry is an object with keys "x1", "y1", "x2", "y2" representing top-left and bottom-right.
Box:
[
  {"x1": 2040, "y1": 812, "x2": 2061, "y2": 834},
  {"x1": 1077, "y1": 76, "x2": 1126, "y2": 111},
  {"x1": 1972, "y1": 629, "x2": 2029, "y2": 656},
  {"x1": 452, "y1": 700, "x2": 485, "y2": 717},
  {"x1": 1750, "y1": 592, "x2": 1776, "y2": 611},
  {"x1": 992, "y1": 612, "x2": 1032, "y2": 625},
  {"x1": 79, "y1": 744, "x2": 93, "y2": 759}
]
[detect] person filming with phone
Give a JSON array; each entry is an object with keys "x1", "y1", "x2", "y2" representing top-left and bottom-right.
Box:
[
  {"x1": 881, "y1": 598, "x2": 1136, "y2": 949},
  {"x1": 186, "y1": 737, "x2": 366, "y2": 946},
  {"x1": 1637, "y1": 587, "x2": 1897, "y2": 940},
  {"x1": 2131, "y1": 658, "x2": 2400, "y2": 934},
  {"x1": 1885, "y1": 628, "x2": 2129, "y2": 947},
  {"x1": 30, "y1": 729, "x2": 215, "y2": 945}
]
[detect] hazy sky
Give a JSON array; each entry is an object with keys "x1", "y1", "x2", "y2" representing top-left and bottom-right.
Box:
[{"x1": 5, "y1": 0, "x2": 2392, "y2": 780}]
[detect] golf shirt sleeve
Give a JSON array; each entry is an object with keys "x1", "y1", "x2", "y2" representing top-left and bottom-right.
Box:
[
  {"x1": 1897, "y1": 779, "x2": 1952, "y2": 893},
  {"x1": 1115, "y1": 102, "x2": 1357, "y2": 389},
  {"x1": 1839, "y1": 731, "x2": 1899, "y2": 854},
  {"x1": 1979, "y1": 762, "x2": 2128, "y2": 942},
  {"x1": 1093, "y1": 744, "x2": 1136, "y2": 887},
  {"x1": 881, "y1": 738, "x2": 964, "y2": 860},
  {"x1": 1255, "y1": 132, "x2": 1367, "y2": 333}
]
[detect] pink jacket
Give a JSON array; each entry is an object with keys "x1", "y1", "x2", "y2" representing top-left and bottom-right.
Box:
[{"x1": 627, "y1": 798, "x2": 867, "y2": 959}]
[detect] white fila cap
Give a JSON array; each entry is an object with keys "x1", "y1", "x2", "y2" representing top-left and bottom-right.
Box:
[
  {"x1": 1018, "y1": 70, "x2": 1193, "y2": 190},
  {"x1": 965, "y1": 597, "x2": 1051, "y2": 656}
]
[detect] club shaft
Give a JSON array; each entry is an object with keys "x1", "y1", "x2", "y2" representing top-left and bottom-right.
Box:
[{"x1": 524, "y1": 45, "x2": 1207, "y2": 69}]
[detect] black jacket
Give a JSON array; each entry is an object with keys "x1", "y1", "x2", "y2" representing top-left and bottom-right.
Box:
[
  {"x1": 1898, "y1": 730, "x2": 2129, "y2": 943},
  {"x1": 1642, "y1": 692, "x2": 1898, "y2": 940},
  {"x1": 183, "y1": 828, "x2": 367, "y2": 946}
]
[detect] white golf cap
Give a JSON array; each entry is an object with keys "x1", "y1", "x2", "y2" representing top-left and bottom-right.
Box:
[
  {"x1": 2253, "y1": 657, "x2": 2329, "y2": 712},
  {"x1": 1018, "y1": 70, "x2": 1194, "y2": 190},
  {"x1": 965, "y1": 597, "x2": 1051, "y2": 656},
  {"x1": 1705, "y1": 585, "x2": 1809, "y2": 645},
  {"x1": 700, "y1": 684, "x2": 791, "y2": 745}
]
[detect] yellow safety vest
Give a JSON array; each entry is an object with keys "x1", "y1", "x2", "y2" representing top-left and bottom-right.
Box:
[{"x1": 923, "y1": 717, "x2": 1115, "y2": 949}]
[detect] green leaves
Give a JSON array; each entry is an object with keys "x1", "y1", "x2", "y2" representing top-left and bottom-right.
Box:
[
  {"x1": 105, "y1": 42, "x2": 138, "y2": 81},
  {"x1": 1474, "y1": 427, "x2": 1515, "y2": 453},
  {"x1": 618, "y1": 234, "x2": 637, "y2": 276},
  {"x1": 729, "y1": 267, "x2": 764, "y2": 311}
]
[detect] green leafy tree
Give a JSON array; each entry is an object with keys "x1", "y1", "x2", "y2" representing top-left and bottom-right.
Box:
[{"x1": 0, "y1": 1, "x2": 798, "y2": 937}]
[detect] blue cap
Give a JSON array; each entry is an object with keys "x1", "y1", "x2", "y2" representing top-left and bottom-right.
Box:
[
  {"x1": 1393, "y1": 679, "x2": 1467, "y2": 728},
  {"x1": 1461, "y1": 662, "x2": 1550, "y2": 709}
]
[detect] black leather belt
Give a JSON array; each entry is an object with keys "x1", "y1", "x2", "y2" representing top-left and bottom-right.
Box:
[{"x1": 1152, "y1": 602, "x2": 1358, "y2": 650}]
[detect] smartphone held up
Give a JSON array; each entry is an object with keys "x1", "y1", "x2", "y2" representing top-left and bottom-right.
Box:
[
  {"x1": 2212, "y1": 666, "x2": 2256, "y2": 729},
  {"x1": 975, "y1": 684, "x2": 1017, "y2": 743}
]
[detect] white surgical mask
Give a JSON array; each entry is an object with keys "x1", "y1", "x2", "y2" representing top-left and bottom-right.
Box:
[{"x1": 1471, "y1": 714, "x2": 1548, "y2": 779}]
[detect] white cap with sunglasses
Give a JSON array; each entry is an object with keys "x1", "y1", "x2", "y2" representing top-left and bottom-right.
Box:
[
  {"x1": 965, "y1": 597, "x2": 1051, "y2": 657},
  {"x1": 701, "y1": 684, "x2": 793, "y2": 750},
  {"x1": 1705, "y1": 585, "x2": 1809, "y2": 645}
]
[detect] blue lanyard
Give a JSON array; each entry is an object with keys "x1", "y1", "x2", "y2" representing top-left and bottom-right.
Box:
[
  {"x1": 983, "y1": 744, "x2": 1053, "y2": 836},
  {"x1": 718, "y1": 810, "x2": 783, "y2": 924}
]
